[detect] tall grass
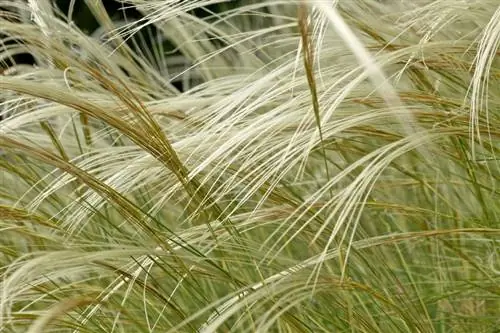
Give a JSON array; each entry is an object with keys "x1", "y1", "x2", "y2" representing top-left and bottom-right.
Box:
[{"x1": 0, "y1": 0, "x2": 499, "y2": 332}]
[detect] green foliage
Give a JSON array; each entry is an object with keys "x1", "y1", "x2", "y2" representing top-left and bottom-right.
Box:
[{"x1": 0, "y1": 0, "x2": 499, "y2": 332}]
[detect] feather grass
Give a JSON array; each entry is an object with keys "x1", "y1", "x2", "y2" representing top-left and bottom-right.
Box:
[{"x1": 1, "y1": 0, "x2": 499, "y2": 332}]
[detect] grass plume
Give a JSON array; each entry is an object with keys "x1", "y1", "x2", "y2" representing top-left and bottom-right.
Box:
[{"x1": 0, "y1": 0, "x2": 499, "y2": 332}]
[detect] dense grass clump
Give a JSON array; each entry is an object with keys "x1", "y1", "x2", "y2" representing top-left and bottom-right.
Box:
[{"x1": 0, "y1": 0, "x2": 499, "y2": 332}]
